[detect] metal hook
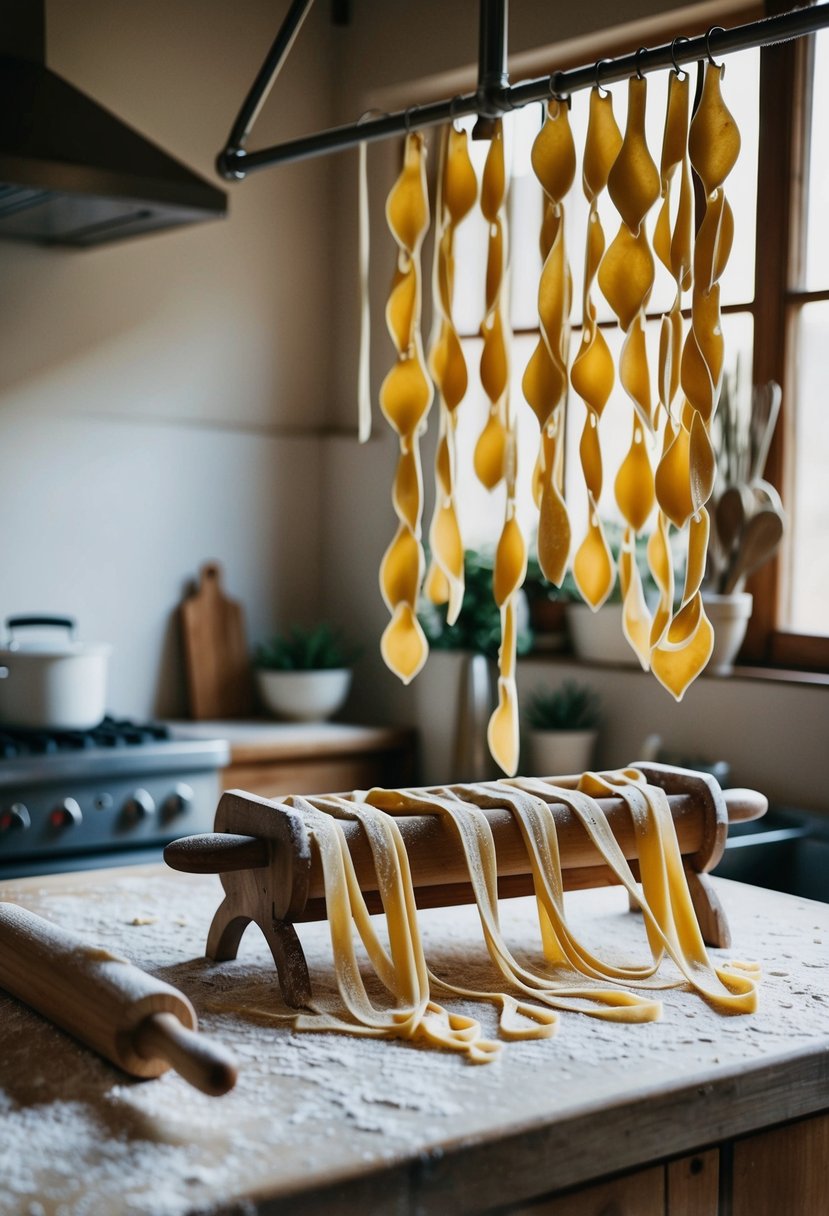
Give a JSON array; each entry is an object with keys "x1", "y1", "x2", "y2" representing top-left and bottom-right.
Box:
[
  {"x1": 594, "y1": 58, "x2": 613, "y2": 96},
  {"x1": 635, "y1": 47, "x2": 648, "y2": 80},
  {"x1": 670, "y1": 36, "x2": 689, "y2": 78},
  {"x1": 448, "y1": 94, "x2": 465, "y2": 125},
  {"x1": 548, "y1": 71, "x2": 571, "y2": 109},
  {"x1": 705, "y1": 26, "x2": 726, "y2": 74},
  {"x1": 403, "y1": 105, "x2": 418, "y2": 135}
]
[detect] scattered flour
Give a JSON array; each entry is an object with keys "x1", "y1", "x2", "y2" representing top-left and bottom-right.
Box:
[{"x1": 0, "y1": 871, "x2": 827, "y2": 1215}]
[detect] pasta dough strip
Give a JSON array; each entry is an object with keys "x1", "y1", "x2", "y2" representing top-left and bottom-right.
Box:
[
  {"x1": 601, "y1": 74, "x2": 660, "y2": 669},
  {"x1": 425, "y1": 125, "x2": 478, "y2": 623},
  {"x1": 379, "y1": 132, "x2": 433, "y2": 684},
  {"x1": 652, "y1": 63, "x2": 740, "y2": 698},
  {"x1": 366, "y1": 785, "x2": 663, "y2": 1022},
  {"x1": 570, "y1": 86, "x2": 622, "y2": 609},
  {"x1": 522, "y1": 98, "x2": 575, "y2": 587},
  {"x1": 513, "y1": 773, "x2": 758, "y2": 1011}
]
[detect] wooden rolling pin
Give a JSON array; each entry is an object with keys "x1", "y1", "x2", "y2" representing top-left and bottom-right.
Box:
[{"x1": 0, "y1": 902, "x2": 237, "y2": 1096}]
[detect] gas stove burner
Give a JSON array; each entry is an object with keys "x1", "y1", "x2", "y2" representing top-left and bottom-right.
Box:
[{"x1": 0, "y1": 716, "x2": 170, "y2": 760}]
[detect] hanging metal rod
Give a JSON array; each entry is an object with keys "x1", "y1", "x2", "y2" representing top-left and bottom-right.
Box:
[{"x1": 217, "y1": 2, "x2": 829, "y2": 180}]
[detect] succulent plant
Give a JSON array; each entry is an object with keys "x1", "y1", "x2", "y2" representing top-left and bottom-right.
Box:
[
  {"x1": 254, "y1": 625, "x2": 361, "y2": 671},
  {"x1": 524, "y1": 680, "x2": 602, "y2": 732}
]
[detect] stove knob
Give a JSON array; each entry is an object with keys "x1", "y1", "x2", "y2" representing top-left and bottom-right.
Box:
[
  {"x1": 122, "y1": 789, "x2": 155, "y2": 823},
  {"x1": 50, "y1": 798, "x2": 82, "y2": 830},
  {"x1": 162, "y1": 783, "x2": 194, "y2": 822},
  {"x1": 0, "y1": 803, "x2": 31, "y2": 833}
]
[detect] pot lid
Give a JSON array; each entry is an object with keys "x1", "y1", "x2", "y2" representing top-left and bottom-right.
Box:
[{"x1": 0, "y1": 616, "x2": 111, "y2": 659}]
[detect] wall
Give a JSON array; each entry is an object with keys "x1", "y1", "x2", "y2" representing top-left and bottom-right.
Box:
[
  {"x1": 0, "y1": 0, "x2": 338, "y2": 717},
  {"x1": 320, "y1": 0, "x2": 829, "y2": 807}
]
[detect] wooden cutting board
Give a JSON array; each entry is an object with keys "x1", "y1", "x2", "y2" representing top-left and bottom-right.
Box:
[{"x1": 180, "y1": 562, "x2": 254, "y2": 719}]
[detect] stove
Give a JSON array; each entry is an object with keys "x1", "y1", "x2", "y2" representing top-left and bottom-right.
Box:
[{"x1": 0, "y1": 717, "x2": 229, "y2": 878}]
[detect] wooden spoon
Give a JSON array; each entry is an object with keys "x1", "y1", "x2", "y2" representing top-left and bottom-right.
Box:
[
  {"x1": 723, "y1": 508, "x2": 784, "y2": 593},
  {"x1": 715, "y1": 485, "x2": 751, "y2": 558}
]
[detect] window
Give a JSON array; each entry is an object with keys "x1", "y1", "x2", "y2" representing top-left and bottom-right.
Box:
[
  {"x1": 750, "y1": 1, "x2": 829, "y2": 667},
  {"x1": 445, "y1": 4, "x2": 829, "y2": 670}
]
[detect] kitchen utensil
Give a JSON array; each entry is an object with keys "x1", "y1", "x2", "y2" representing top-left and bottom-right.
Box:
[
  {"x1": 714, "y1": 485, "x2": 751, "y2": 560},
  {"x1": 180, "y1": 563, "x2": 253, "y2": 720},
  {"x1": 165, "y1": 763, "x2": 767, "y2": 1005},
  {"x1": 749, "y1": 381, "x2": 782, "y2": 482},
  {"x1": 0, "y1": 616, "x2": 110, "y2": 731},
  {"x1": 723, "y1": 508, "x2": 785, "y2": 593},
  {"x1": 0, "y1": 902, "x2": 236, "y2": 1095}
]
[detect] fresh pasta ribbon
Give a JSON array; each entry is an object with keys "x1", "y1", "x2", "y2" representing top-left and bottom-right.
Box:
[
  {"x1": 600, "y1": 74, "x2": 660, "y2": 668},
  {"x1": 652, "y1": 62, "x2": 740, "y2": 698},
  {"x1": 274, "y1": 772, "x2": 757, "y2": 1061},
  {"x1": 425, "y1": 125, "x2": 478, "y2": 624},
  {"x1": 522, "y1": 98, "x2": 575, "y2": 587},
  {"x1": 570, "y1": 86, "x2": 622, "y2": 609},
  {"x1": 379, "y1": 132, "x2": 432, "y2": 684}
]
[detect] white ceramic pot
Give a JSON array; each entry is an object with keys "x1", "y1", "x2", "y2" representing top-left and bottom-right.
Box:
[
  {"x1": 0, "y1": 616, "x2": 111, "y2": 731},
  {"x1": 567, "y1": 603, "x2": 641, "y2": 667},
  {"x1": 528, "y1": 728, "x2": 598, "y2": 778},
  {"x1": 256, "y1": 668, "x2": 352, "y2": 722},
  {"x1": 703, "y1": 592, "x2": 753, "y2": 673}
]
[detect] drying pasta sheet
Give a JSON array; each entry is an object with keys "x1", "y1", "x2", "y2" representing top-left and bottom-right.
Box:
[{"x1": 374, "y1": 62, "x2": 743, "y2": 773}]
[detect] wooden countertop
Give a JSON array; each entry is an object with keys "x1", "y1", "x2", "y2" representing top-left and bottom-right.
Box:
[
  {"x1": 1, "y1": 866, "x2": 827, "y2": 1216},
  {"x1": 168, "y1": 720, "x2": 414, "y2": 765}
]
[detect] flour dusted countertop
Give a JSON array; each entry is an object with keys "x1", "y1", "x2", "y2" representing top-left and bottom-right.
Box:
[{"x1": 1, "y1": 867, "x2": 827, "y2": 1216}]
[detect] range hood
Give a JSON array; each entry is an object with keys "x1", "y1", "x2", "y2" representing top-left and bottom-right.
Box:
[{"x1": 0, "y1": 3, "x2": 226, "y2": 247}]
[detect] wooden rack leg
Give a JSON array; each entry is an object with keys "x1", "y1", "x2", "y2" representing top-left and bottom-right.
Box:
[
  {"x1": 206, "y1": 898, "x2": 251, "y2": 961},
  {"x1": 205, "y1": 898, "x2": 312, "y2": 1009},
  {"x1": 684, "y1": 868, "x2": 732, "y2": 949},
  {"x1": 627, "y1": 874, "x2": 731, "y2": 948},
  {"x1": 261, "y1": 918, "x2": 312, "y2": 1009}
]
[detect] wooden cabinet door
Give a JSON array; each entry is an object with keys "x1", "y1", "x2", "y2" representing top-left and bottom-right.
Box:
[
  {"x1": 732, "y1": 1113, "x2": 829, "y2": 1216},
  {"x1": 508, "y1": 1164, "x2": 665, "y2": 1215}
]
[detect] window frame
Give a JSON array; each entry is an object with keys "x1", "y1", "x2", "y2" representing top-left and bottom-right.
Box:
[{"x1": 742, "y1": 0, "x2": 829, "y2": 670}]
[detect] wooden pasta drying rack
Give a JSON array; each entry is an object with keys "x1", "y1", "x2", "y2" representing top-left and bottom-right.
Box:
[{"x1": 164, "y1": 763, "x2": 765, "y2": 1009}]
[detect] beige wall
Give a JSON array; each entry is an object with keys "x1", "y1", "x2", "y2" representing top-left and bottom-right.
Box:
[{"x1": 0, "y1": 0, "x2": 339, "y2": 716}]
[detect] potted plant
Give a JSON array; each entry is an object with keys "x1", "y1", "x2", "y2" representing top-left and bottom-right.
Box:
[
  {"x1": 524, "y1": 680, "x2": 601, "y2": 776},
  {"x1": 253, "y1": 625, "x2": 361, "y2": 722},
  {"x1": 523, "y1": 550, "x2": 578, "y2": 651}
]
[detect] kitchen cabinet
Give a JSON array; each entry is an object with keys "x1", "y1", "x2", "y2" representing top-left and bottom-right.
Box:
[
  {"x1": 172, "y1": 721, "x2": 417, "y2": 798},
  {"x1": 0, "y1": 871, "x2": 826, "y2": 1215}
]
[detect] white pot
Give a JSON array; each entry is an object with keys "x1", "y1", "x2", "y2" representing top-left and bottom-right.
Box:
[
  {"x1": 703, "y1": 592, "x2": 753, "y2": 674},
  {"x1": 528, "y1": 728, "x2": 598, "y2": 778},
  {"x1": 568, "y1": 603, "x2": 641, "y2": 667},
  {"x1": 256, "y1": 668, "x2": 352, "y2": 722},
  {"x1": 0, "y1": 616, "x2": 111, "y2": 731}
]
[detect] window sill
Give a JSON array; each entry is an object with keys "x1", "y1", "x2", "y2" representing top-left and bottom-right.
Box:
[{"x1": 521, "y1": 650, "x2": 829, "y2": 688}]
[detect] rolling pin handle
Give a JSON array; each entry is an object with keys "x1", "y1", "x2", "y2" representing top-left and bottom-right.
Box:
[
  {"x1": 164, "y1": 833, "x2": 270, "y2": 874},
  {"x1": 133, "y1": 1011, "x2": 238, "y2": 1097}
]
